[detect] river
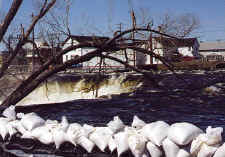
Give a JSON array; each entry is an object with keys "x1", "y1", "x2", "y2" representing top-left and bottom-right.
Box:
[{"x1": 1, "y1": 70, "x2": 225, "y2": 157}]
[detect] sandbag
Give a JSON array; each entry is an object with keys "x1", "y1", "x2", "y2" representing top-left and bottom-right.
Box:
[
  {"x1": 82, "y1": 124, "x2": 95, "y2": 137},
  {"x1": 31, "y1": 126, "x2": 54, "y2": 145},
  {"x1": 213, "y1": 143, "x2": 225, "y2": 157},
  {"x1": 114, "y1": 131, "x2": 129, "y2": 157},
  {"x1": 2, "y1": 105, "x2": 16, "y2": 121},
  {"x1": 67, "y1": 123, "x2": 82, "y2": 133},
  {"x1": 16, "y1": 112, "x2": 25, "y2": 119},
  {"x1": 141, "y1": 121, "x2": 170, "y2": 146},
  {"x1": 21, "y1": 130, "x2": 34, "y2": 139},
  {"x1": 168, "y1": 122, "x2": 203, "y2": 145},
  {"x1": 128, "y1": 133, "x2": 147, "y2": 157},
  {"x1": 146, "y1": 141, "x2": 163, "y2": 157},
  {"x1": 89, "y1": 127, "x2": 113, "y2": 152},
  {"x1": 108, "y1": 136, "x2": 117, "y2": 153},
  {"x1": 190, "y1": 134, "x2": 209, "y2": 156},
  {"x1": 205, "y1": 126, "x2": 223, "y2": 146},
  {"x1": 60, "y1": 116, "x2": 69, "y2": 132},
  {"x1": 177, "y1": 149, "x2": 190, "y2": 157},
  {"x1": 76, "y1": 136, "x2": 95, "y2": 153},
  {"x1": 45, "y1": 119, "x2": 59, "y2": 130},
  {"x1": 52, "y1": 129, "x2": 68, "y2": 149},
  {"x1": 66, "y1": 123, "x2": 95, "y2": 152},
  {"x1": 67, "y1": 123, "x2": 83, "y2": 146},
  {"x1": 6, "y1": 121, "x2": 17, "y2": 138},
  {"x1": 51, "y1": 117, "x2": 70, "y2": 149},
  {"x1": 142, "y1": 152, "x2": 150, "y2": 157},
  {"x1": 10, "y1": 120, "x2": 27, "y2": 135},
  {"x1": 162, "y1": 138, "x2": 180, "y2": 157},
  {"x1": 21, "y1": 113, "x2": 45, "y2": 131},
  {"x1": 0, "y1": 117, "x2": 10, "y2": 140},
  {"x1": 197, "y1": 143, "x2": 217, "y2": 157},
  {"x1": 107, "y1": 116, "x2": 125, "y2": 133},
  {"x1": 132, "y1": 115, "x2": 146, "y2": 130},
  {"x1": 190, "y1": 130, "x2": 221, "y2": 156}
]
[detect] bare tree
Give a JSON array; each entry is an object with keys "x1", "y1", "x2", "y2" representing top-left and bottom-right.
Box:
[
  {"x1": 159, "y1": 12, "x2": 200, "y2": 37},
  {"x1": 130, "y1": 9, "x2": 200, "y2": 38},
  {"x1": 0, "y1": 0, "x2": 56, "y2": 78},
  {"x1": 1, "y1": 23, "x2": 179, "y2": 108},
  {"x1": 0, "y1": 0, "x2": 215, "y2": 111},
  {"x1": 0, "y1": 0, "x2": 23, "y2": 42}
]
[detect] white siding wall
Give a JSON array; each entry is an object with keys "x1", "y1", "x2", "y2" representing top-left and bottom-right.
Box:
[
  {"x1": 63, "y1": 39, "x2": 81, "y2": 63},
  {"x1": 151, "y1": 39, "x2": 163, "y2": 64},
  {"x1": 63, "y1": 37, "x2": 201, "y2": 67},
  {"x1": 178, "y1": 47, "x2": 193, "y2": 57},
  {"x1": 62, "y1": 38, "x2": 136, "y2": 68},
  {"x1": 82, "y1": 48, "x2": 99, "y2": 67}
]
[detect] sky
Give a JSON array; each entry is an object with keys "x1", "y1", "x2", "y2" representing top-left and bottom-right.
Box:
[{"x1": 0, "y1": 0, "x2": 225, "y2": 44}]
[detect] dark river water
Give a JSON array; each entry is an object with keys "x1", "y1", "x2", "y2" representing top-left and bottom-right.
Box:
[{"x1": 1, "y1": 71, "x2": 225, "y2": 157}]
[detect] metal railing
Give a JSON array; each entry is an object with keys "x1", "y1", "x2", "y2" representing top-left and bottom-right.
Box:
[
  {"x1": 62, "y1": 66, "x2": 127, "y2": 74},
  {"x1": 7, "y1": 65, "x2": 41, "y2": 75},
  {"x1": 5, "y1": 65, "x2": 126, "y2": 75}
]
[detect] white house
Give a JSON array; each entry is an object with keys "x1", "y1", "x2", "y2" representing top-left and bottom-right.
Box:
[
  {"x1": 62, "y1": 35, "x2": 201, "y2": 72},
  {"x1": 144, "y1": 37, "x2": 200, "y2": 64},
  {"x1": 23, "y1": 38, "x2": 50, "y2": 57},
  {"x1": 62, "y1": 35, "x2": 142, "y2": 70},
  {"x1": 199, "y1": 41, "x2": 225, "y2": 62}
]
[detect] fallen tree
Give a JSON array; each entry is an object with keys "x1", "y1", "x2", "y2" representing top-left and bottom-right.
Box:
[{"x1": 0, "y1": 0, "x2": 223, "y2": 111}]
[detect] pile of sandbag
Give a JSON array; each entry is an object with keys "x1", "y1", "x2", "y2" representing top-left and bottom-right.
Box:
[{"x1": 0, "y1": 106, "x2": 224, "y2": 157}]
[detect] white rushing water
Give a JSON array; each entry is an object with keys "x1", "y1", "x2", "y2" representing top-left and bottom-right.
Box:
[{"x1": 16, "y1": 74, "x2": 142, "y2": 106}]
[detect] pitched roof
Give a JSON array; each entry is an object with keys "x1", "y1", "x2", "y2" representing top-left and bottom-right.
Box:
[
  {"x1": 199, "y1": 42, "x2": 225, "y2": 51},
  {"x1": 154, "y1": 37, "x2": 198, "y2": 47},
  {"x1": 23, "y1": 39, "x2": 50, "y2": 49},
  {"x1": 61, "y1": 35, "x2": 110, "y2": 47},
  {"x1": 70, "y1": 35, "x2": 110, "y2": 43}
]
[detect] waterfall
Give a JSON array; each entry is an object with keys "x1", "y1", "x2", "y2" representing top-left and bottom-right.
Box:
[{"x1": 16, "y1": 73, "x2": 142, "y2": 106}]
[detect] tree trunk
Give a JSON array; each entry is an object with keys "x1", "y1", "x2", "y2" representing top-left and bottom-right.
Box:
[{"x1": 0, "y1": 0, "x2": 23, "y2": 42}]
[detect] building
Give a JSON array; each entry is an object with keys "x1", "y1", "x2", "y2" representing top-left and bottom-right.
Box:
[
  {"x1": 199, "y1": 41, "x2": 225, "y2": 62},
  {"x1": 62, "y1": 35, "x2": 143, "y2": 71},
  {"x1": 22, "y1": 39, "x2": 62, "y2": 67},
  {"x1": 145, "y1": 37, "x2": 200, "y2": 64},
  {"x1": 62, "y1": 35, "x2": 201, "y2": 73}
]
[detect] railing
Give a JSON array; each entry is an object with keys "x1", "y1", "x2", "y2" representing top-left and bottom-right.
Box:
[
  {"x1": 5, "y1": 65, "x2": 127, "y2": 75},
  {"x1": 62, "y1": 66, "x2": 127, "y2": 74},
  {"x1": 6, "y1": 65, "x2": 41, "y2": 75}
]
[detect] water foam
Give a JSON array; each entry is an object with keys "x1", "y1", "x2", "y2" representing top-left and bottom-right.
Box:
[{"x1": 16, "y1": 74, "x2": 142, "y2": 106}]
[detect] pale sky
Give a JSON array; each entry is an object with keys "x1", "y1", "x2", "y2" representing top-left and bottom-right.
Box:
[{"x1": 1, "y1": 0, "x2": 225, "y2": 49}]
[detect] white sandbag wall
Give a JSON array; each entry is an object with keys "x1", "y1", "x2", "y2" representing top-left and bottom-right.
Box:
[{"x1": 0, "y1": 105, "x2": 225, "y2": 157}]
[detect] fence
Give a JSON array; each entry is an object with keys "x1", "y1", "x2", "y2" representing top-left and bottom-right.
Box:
[
  {"x1": 5, "y1": 65, "x2": 127, "y2": 75},
  {"x1": 63, "y1": 66, "x2": 127, "y2": 74},
  {"x1": 7, "y1": 65, "x2": 41, "y2": 75}
]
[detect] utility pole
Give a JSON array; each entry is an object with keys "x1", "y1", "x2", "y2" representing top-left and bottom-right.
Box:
[
  {"x1": 118, "y1": 23, "x2": 122, "y2": 33},
  {"x1": 131, "y1": 9, "x2": 136, "y2": 67},
  {"x1": 149, "y1": 32, "x2": 153, "y2": 64},
  {"x1": 31, "y1": 13, "x2": 35, "y2": 72}
]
